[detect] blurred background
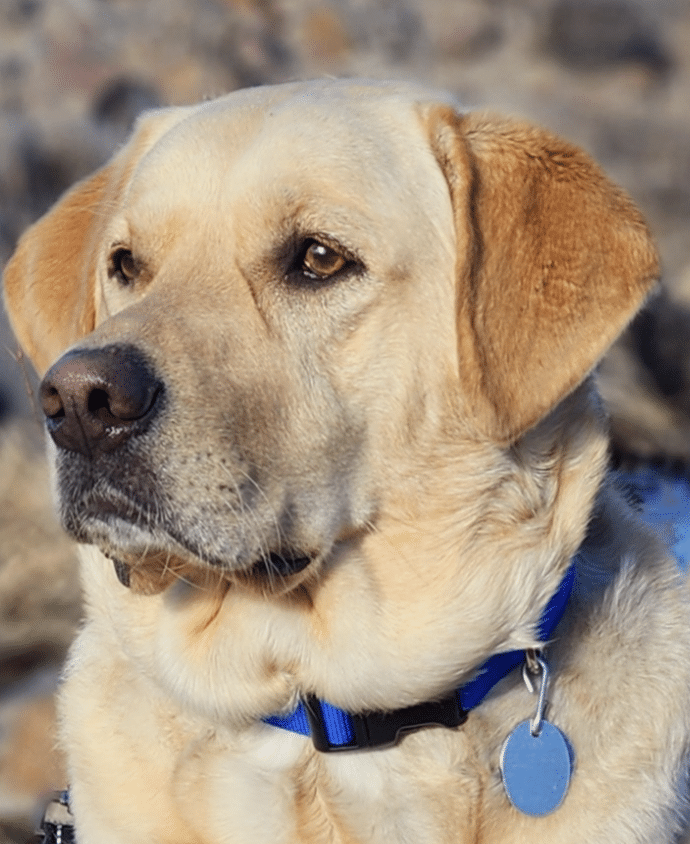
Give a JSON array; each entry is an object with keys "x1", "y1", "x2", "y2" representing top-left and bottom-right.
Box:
[{"x1": 1, "y1": 0, "x2": 690, "y2": 840}]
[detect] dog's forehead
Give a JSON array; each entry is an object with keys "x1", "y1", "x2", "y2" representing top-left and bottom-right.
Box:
[
  {"x1": 125, "y1": 80, "x2": 457, "y2": 223},
  {"x1": 186, "y1": 77, "x2": 459, "y2": 139}
]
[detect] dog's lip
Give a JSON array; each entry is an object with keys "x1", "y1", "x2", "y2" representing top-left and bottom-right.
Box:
[
  {"x1": 77, "y1": 490, "x2": 316, "y2": 584},
  {"x1": 249, "y1": 552, "x2": 313, "y2": 578},
  {"x1": 103, "y1": 543, "x2": 314, "y2": 589},
  {"x1": 110, "y1": 555, "x2": 132, "y2": 587}
]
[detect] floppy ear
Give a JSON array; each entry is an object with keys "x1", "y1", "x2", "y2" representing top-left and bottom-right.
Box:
[
  {"x1": 426, "y1": 107, "x2": 659, "y2": 444},
  {"x1": 3, "y1": 165, "x2": 113, "y2": 375},
  {"x1": 3, "y1": 107, "x2": 192, "y2": 375}
]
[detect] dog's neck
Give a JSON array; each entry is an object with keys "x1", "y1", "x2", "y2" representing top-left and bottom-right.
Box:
[
  {"x1": 263, "y1": 561, "x2": 577, "y2": 751},
  {"x1": 272, "y1": 384, "x2": 610, "y2": 721}
]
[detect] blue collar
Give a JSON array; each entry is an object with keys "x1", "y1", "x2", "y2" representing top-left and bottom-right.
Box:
[{"x1": 263, "y1": 560, "x2": 577, "y2": 752}]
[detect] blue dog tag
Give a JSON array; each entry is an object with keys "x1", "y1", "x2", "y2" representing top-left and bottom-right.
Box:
[{"x1": 500, "y1": 719, "x2": 571, "y2": 816}]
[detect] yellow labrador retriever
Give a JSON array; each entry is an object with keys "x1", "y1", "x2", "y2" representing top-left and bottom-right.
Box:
[{"x1": 5, "y1": 79, "x2": 690, "y2": 843}]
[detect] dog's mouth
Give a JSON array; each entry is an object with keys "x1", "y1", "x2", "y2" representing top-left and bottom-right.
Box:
[
  {"x1": 249, "y1": 552, "x2": 313, "y2": 579},
  {"x1": 105, "y1": 546, "x2": 315, "y2": 594},
  {"x1": 62, "y1": 480, "x2": 319, "y2": 593}
]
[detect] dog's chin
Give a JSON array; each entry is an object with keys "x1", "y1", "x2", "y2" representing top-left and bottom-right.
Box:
[
  {"x1": 66, "y1": 502, "x2": 318, "y2": 595},
  {"x1": 102, "y1": 545, "x2": 316, "y2": 596}
]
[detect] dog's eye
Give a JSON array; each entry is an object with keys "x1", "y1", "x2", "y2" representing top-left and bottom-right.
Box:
[
  {"x1": 299, "y1": 240, "x2": 348, "y2": 280},
  {"x1": 109, "y1": 248, "x2": 138, "y2": 286}
]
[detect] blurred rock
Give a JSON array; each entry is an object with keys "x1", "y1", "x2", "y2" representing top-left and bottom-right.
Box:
[
  {"x1": 600, "y1": 289, "x2": 690, "y2": 466},
  {"x1": 426, "y1": 0, "x2": 503, "y2": 62},
  {"x1": 92, "y1": 77, "x2": 162, "y2": 135},
  {"x1": 547, "y1": 0, "x2": 671, "y2": 75},
  {"x1": 0, "y1": 672, "x2": 65, "y2": 836},
  {"x1": 0, "y1": 426, "x2": 80, "y2": 667},
  {"x1": 3, "y1": 0, "x2": 42, "y2": 26},
  {"x1": 0, "y1": 425, "x2": 79, "y2": 839}
]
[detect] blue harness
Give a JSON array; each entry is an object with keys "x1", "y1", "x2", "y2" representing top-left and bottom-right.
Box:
[{"x1": 263, "y1": 561, "x2": 576, "y2": 752}]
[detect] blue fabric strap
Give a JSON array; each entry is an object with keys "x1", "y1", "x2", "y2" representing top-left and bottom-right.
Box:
[
  {"x1": 265, "y1": 698, "x2": 355, "y2": 745},
  {"x1": 264, "y1": 560, "x2": 577, "y2": 751}
]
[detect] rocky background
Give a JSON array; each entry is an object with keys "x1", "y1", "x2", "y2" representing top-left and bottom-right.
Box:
[{"x1": 1, "y1": 0, "x2": 690, "y2": 840}]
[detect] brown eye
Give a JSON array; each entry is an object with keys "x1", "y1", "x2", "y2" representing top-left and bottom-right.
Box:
[
  {"x1": 110, "y1": 248, "x2": 137, "y2": 286},
  {"x1": 301, "y1": 240, "x2": 347, "y2": 279}
]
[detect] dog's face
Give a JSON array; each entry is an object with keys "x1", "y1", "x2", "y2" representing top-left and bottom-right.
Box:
[{"x1": 4, "y1": 79, "x2": 658, "y2": 596}]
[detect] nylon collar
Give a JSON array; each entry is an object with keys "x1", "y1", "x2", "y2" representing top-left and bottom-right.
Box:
[{"x1": 263, "y1": 559, "x2": 576, "y2": 752}]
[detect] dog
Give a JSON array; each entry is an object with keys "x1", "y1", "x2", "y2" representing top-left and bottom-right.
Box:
[{"x1": 4, "y1": 78, "x2": 690, "y2": 843}]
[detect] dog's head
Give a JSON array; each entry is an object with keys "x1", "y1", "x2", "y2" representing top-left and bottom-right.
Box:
[{"x1": 3, "y1": 80, "x2": 658, "y2": 595}]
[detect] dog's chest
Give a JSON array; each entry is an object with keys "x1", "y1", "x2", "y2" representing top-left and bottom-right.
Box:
[{"x1": 173, "y1": 725, "x2": 487, "y2": 844}]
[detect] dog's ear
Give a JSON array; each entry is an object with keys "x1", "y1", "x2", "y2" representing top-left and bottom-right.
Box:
[
  {"x1": 3, "y1": 108, "x2": 191, "y2": 375},
  {"x1": 425, "y1": 107, "x2": 659, "y2": 444},
  {"x1": 3, "y1": 164, "x2": 113, "y2": 375}
]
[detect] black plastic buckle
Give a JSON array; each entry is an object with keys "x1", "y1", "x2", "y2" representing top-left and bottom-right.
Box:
[{"x1": 304, "y1": 693, "x2": 468, "y2": 753}]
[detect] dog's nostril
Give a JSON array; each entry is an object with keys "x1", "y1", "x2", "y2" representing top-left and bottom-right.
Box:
[
  {"x1": 87, "y1": 387, "x2": 120, "y2": 426},
  {"x1": 88, "y1": 387, "x2": 130, "y2": 426},
  {"x1": 87, "y1": 388, "x2": 110, "y2": 415},
  {"x1": 41, "y1": 384, "x2": 66, "y2": 420},
  {"x1": 86, "y1": 382, "x2": 161, "y2": 425}
]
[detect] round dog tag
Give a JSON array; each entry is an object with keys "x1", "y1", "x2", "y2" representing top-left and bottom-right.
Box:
[{"x1": 500, "y1": 719, "x2": 572, "y2": 816}]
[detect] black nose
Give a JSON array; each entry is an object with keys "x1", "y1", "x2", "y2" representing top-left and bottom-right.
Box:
[{"x1": 40, "y1": 345, "x2": 163, "y2": 458}]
